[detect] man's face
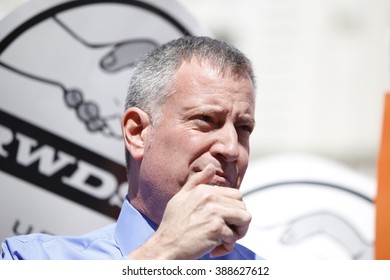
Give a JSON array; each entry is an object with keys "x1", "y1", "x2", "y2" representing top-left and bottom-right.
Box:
[{"x1": 139, "y1": 59, "x2": 255, "y2": 222}]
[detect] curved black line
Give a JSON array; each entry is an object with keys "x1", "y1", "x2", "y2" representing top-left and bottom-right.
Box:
[
  {"x1": 0, "y1": 61, "x2": 66, "y2": 91},
  {"x1": 54, "y1": 16, "x2": 159, "y2": 52},
  {"x1": 53, "y1": 16, "x2": 109, "y2": 48},
  {"x1": 0, "y1": 60, "x2": 123, "y2": 139},
  {"x1": 242, "y1": 180, "x2": 373, "y2": 203},
  {"x1": 0, "y1": 0, "x2": 191, "y2": 54}
]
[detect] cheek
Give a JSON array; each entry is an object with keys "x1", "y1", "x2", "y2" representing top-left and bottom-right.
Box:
[
  {"x1": 240, "y1": 158, "x2": 249, "y2": 176},
  {"x1": 169, "y1": 134, "x2": 204, "y2": 171},
  {"x1": 147, "y1": 124, "x2": 213, "y2": 173},
  {"x1": 146, "y1": 129, "x2": 198, "y2": 176},
  {"x1": 237, "y1": 147, "x2": 250, "y2": 173}
]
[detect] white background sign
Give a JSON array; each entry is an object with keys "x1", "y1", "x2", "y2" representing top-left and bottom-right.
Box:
[{"x1": 0, "y1": 0, "x2": 208, "y2": 242}]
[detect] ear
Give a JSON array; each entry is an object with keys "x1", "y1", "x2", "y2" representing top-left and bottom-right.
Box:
[{"x1": 122, "y1": 107, "x2": 151, "y2": 160}]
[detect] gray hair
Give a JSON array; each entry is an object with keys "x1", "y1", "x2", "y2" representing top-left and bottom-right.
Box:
[{"x1": 125, "y1": 36, "x2": 255, "y2": 123}]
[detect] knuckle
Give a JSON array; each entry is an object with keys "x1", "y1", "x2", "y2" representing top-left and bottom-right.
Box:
[
  {"x1": 202, "y1": 191, "x2": 220, "y2": 204},
  {"x1": 230, "y1": 189, "x2": 243, "y2": 200},
  {"x1": 209, "y1": 219, "x2": 225, "y2": 235},
  {"x1": 244, "y1": 211, "x2": 252, "y2": 223}
]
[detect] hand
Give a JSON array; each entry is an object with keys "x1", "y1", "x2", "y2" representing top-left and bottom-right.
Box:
[{"x1": 127, "y1": 163, "x2": 252, "y2": 259}]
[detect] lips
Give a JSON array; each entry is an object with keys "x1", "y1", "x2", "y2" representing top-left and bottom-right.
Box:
[
  {"x1": 193, "y1": 165, "x2": 237, "y2": 188},
  {"x1": 211, "y1": 170, "x2": 234, "y2": 187}
]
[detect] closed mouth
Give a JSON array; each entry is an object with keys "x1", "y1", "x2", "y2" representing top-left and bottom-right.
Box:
[{"x1": 212, "y1": 171, "x2": 233, "y2": 187}]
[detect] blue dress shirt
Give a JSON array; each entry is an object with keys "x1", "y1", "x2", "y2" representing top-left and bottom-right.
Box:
[{"x1": 1, "y1": 198, "x2": 260, "y2": 260}]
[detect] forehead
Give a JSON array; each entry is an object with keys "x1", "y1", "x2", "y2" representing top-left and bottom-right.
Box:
[{"x1": 171, "y1": 59, "x2": 255, "y2": 109}]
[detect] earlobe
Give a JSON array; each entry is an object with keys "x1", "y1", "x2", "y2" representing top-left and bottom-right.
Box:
[{"x1": 122, "y1": 107, "x2": 150, "y2": 160}]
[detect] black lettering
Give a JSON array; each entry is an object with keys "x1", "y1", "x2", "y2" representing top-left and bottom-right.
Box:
[{"x1": 0, "y1": 109, "x2": 126, "y2": 218}]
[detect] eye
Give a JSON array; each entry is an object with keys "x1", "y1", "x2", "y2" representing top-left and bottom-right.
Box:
[
  {"x1": 196, "y1": 115, "x2": 213, "y2": 123},
  {"x1": 191, "y1": 114, "x2": 218, "y2": 132},
  {"x1": 237, "y1": 124, "x2": 254, "y2": 134}
]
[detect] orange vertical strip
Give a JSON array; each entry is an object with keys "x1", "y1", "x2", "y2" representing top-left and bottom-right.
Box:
[{"x1": 376, "y1": 93, "x2": 390, "y2": 259}]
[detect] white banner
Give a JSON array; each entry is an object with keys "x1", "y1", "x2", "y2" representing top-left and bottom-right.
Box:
[{"x1": 0, "y1": 0, "x2": 209, "y2": 242}]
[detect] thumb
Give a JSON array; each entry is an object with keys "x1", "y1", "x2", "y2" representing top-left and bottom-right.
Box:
[{"x1": 182, "y1": 163, "x2": 216, "y2": 192}]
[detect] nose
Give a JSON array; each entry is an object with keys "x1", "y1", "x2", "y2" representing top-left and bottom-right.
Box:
[{"x1": 210, "y1": 123, "x2": 240, "y2": 162}]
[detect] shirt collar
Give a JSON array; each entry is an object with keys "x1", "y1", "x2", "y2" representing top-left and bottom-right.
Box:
[{"x1": 114, "y1": 198, "x2": 158, "y2": 257}]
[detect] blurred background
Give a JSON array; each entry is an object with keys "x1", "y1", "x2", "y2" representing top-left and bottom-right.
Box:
[
  {"x1": 2, "y1": 0, "x2": 389, "y2": 259},
  {"x1": 2, "y1": 0, "x2": 389, "y2": 179}
]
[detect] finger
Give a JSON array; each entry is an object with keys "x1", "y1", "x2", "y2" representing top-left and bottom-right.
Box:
[
  {"x1": 210, "y1": 192, "x2": 246, "y2": 208},
  {"x1": 223, "y1": 208, "x2": 252, "y2": 227},
  {"x1": 227, "y1": 223, "x2": 250, "y2": 241},
  {"x1": 219, "y1": 209, "x2": 252, "y2": 243},
  {"x1": 182, "y1": 163, "x2": 216, "y2": 192},
  {"x1": 225, "y1": 222, "x2": 250, "y2": 239},
  {"x1": 210, "y1": 241, "x2": 235, "y2": 258},
  {"x1": 209, "y1": 185, "x2": 245, "y2": 202},
  {"x1": 213, "y1": 214, "x2": 249, "y2": 252}
]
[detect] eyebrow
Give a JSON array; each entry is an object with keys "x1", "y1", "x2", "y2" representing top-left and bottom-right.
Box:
[
  {"x1": 195, "y1": 106, "x2": 255, "y2": 124},
  {"x1": 237, "y1": 115, "x2": 256, "y2": 126}
]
